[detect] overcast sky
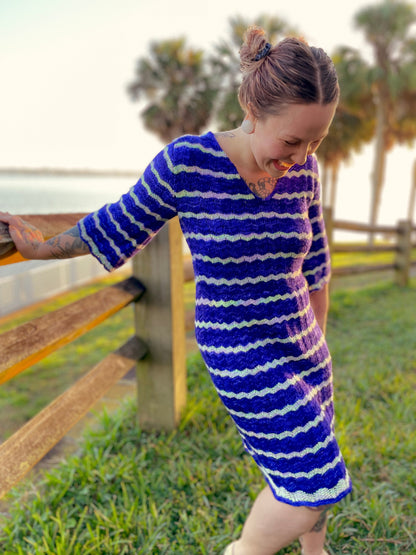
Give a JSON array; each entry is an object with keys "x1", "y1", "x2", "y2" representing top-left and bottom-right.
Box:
[{"x1": 1, "y1": 0, "x2": 414, "y2": 224}]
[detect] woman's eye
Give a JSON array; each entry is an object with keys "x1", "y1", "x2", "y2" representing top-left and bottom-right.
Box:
[
  {"x1": 310, "y1": 140, "x2": 322, "y2": 150},
  {"x1": 284, "y1": 140, "x2": 298, "y2": 146}
]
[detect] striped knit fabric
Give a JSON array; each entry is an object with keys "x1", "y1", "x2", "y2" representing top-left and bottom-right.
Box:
[{"x1": 78, "y1": 132, "x2": 352, "y2": 507}]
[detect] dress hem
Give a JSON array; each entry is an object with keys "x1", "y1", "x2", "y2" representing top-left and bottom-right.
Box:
[{"x1": 263, "y1": 474, "x2": 353, "y2": 508}]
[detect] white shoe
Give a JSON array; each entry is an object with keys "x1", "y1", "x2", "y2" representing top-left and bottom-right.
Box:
[{"x1": 223, "y1": 541, "x2": 236, "y2": 555}]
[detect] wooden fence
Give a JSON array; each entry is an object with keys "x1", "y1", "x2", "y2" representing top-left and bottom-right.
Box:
[
  {"x1": 0, "y1": 215, "x2": 187, "y2": 499},
  {"x1": 324, "y1": 208, "x2": 416, "y2": 287},
  {"x1": 0, "y1": 210, "x2": 415, "y2": 500}
]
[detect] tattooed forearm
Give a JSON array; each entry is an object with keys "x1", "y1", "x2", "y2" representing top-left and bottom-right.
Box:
[
  {"x1": 0, "y1": 214, "x2": 90, "y2": 261},
  {"x1": 44, "y1": 226, "x2": 90, "y2": 259}
]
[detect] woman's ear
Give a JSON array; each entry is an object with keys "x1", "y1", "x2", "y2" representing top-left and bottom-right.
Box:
[
  {"x1": 241, "y1": 103, "x2": 256, "y2": 134},
  {"x1": 241, "y1": 118, "x2": 255, "y2": 134}
]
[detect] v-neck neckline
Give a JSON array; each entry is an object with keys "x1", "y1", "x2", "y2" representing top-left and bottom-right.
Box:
[{"x1": 208, "y1": 131, "x2": 278, "y2": 201}]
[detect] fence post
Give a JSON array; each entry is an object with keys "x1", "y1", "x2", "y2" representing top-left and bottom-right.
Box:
[
  {"x1": 395, "y1": 219, "x2": 412, "y2": 287},
  {"x1": 132, "y1": 217, "x2": 187, "y2": 431}
]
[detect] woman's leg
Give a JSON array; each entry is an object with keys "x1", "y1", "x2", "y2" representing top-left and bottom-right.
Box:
[
  {"x1": 230, "y1": 486, "x2": 329, "y2": 555},
  {"x1": 299, "y1": 506, "x2": 331, "y2": 555}
]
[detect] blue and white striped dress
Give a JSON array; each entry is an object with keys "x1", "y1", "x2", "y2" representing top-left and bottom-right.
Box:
[{"x1": 78, "y1": 132, "x2": 352, "y2": 507}]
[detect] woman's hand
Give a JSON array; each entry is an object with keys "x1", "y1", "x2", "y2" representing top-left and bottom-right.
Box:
[
  {"x1": 0, "y1": 212, "x2": 90, "y2": 260},
  {"x1": 309, "y1": 283, "x2": 329, "y2": 335},
  {"x1": 0, "y1": 212, "x2": 45, "y2": 259}
]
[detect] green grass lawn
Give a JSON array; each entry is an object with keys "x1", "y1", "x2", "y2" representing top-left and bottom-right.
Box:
[
  {"x1": 0, "y1": 274, "x2": 136, "y2": 440},
  {"x1": 0, "y1": 274, "x2": 415, "y2": 553}
]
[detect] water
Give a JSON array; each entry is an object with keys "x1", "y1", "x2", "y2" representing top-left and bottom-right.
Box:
[
  {"x1": 0, "y1": 171, "x2": 138, "y2": 214},
  {"x1": 0, "y1": 172, "x2": 138, "y2": 281}
]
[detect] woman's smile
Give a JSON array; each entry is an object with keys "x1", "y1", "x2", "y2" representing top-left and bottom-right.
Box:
[{"x1": 272, "y1": 159, "x2": 293, "y2": 172}]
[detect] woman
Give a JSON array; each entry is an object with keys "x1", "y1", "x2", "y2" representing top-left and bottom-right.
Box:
[{"x1": 0, "y1": 26, "x2": 351, "y2": 555}]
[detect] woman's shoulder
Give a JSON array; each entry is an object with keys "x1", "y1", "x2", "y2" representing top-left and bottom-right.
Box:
[
  {"x1": 295, "y1": 153, "x2": 318, "y2": 173},
  {"x1": 288, "y1": 154, "x2": 319, "y2": 184},
  {"x1": 169, "y1": 131, "x2": 224, "y2": 156},
  {"x1": 166, "y1": 132, "x2": 229, "y2": 172},
  {"x1": 277, "y1": 155, "x2": 319, "y2": 198}
]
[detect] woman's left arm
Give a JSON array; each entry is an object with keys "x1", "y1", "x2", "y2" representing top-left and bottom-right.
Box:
[{"x1": 309, "y1": 283, "x2": 329, "y2": 335}]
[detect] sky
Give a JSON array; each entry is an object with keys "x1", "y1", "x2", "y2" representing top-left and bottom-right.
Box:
[{"x1": 1, "y1": 0, "x2": 415, "y2": 226}]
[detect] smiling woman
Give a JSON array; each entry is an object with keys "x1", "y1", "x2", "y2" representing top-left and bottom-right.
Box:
[
  {"x1": 1, "y1": 0, "x2": 411, "y2": 229},
  {"x1": 243, "y1": 102, "x2": 336, "y2": 184},
  {"x1": 216, "y1": 33, "x2": 338, "y2": 201},
  {"x1": 0, "y1": 23, "x2": 349, "y2": 555}
]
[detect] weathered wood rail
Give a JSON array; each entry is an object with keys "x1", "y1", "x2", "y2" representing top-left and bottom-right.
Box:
[
  {"x1": 0, "y1": 209, "x2": 415, "y2": 499},
  {"x1": 0, "y1": 215, "x2": 187, "y2": 499},
  {"x1": 324, "y1": 209, "x2": 416, "y2": 286}
]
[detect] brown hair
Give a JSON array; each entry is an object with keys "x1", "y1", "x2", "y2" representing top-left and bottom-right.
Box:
[{"x1": 239, "y1": 26, "x2": 339, "y2": 119}]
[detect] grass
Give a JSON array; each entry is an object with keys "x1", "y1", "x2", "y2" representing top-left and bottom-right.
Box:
[
  {"x1": 332, "y1": 250, "x2": 394, "y2": 270},
  {"x1": 324, "y1": 280, "x2": 416, "y2": 554},
  {"x1": 0, "y1": 274, "x2": 135, "y2": 439},
  {"x1": 0, "y1": 273, "x2": 415, "y2": 553}
]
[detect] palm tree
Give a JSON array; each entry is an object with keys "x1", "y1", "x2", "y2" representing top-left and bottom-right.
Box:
[
  {"x1": 355, "y1": 0, "x2": 416, "y2": 239},
  {"x1": 210, "y1": 15, "x2": 296, "y2": 130},
  {"x1": 127, "y1": 38, "x2": 217, "y2": 142},
  {"x1": 317, "y1": 47, "x2": 375, "y2": 213},
  {"x1": 127, "y1": 16, "x2": 295, "y2": 141},
  {"x1": 318, "y1": 106, "x2": 375, "y2": 212}
]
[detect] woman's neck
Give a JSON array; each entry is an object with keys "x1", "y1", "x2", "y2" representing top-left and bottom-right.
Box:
[{"x1": 215, "y1": 129, "x2": 276, "y2": 199}]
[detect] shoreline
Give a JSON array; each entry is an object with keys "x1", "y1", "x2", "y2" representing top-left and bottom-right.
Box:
[{"x1": 0, "y1": 167, "x2": 139, "y2": 178}]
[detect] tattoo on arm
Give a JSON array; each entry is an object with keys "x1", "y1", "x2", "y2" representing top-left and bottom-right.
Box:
[{"x1": 45, "y1": 226, "x2": 90, "y2": 259}]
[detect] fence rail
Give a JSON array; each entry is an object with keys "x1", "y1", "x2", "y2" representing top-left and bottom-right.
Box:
[
  {"x1": 0, "y1": 277, "x2": 144, "y2": 386},
  {"x1": 324, "y1": 209, "x2": 416, "y2": 287},
  {"x1": 0, "y1": 210, "x2": 415, "y2": 499},
  {"x1": 0, "y1": 215, "x2": 186, "y2": 499},
  {"x1": 0, "y1": 336, "x2": 146, "y2": 499}
]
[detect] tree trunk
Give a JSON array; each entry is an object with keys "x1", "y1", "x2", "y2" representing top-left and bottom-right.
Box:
[
  {"x1": 407, "y1": 159, "x2": 416, "y2": 224},
  {"x1": 329, "y1": 163, "x2": 340, "y2": 218},
  {"x1": 369, "y1": 95, "x2": 387, "y2": 246},
  {"x1": 321, "y1": 163, "x2": 329, "y2": 207}
]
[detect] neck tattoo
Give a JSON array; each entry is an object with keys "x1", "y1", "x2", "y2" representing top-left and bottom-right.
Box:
[{"x1": 245, "y1": 176, "x2": 277, "y2": 199}]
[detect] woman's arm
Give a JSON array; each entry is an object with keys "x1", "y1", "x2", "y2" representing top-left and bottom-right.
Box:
[
  {"x1": 309, "y1": 283, "x2": 329, "y2": 335},
  {"x1": 0, "y1": 212, "x2": 89, "y2": 260}
]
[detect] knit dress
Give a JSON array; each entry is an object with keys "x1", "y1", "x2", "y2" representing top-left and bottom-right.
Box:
[{"x1": 78, "y1": 132, "x2": 352, "y2": 507}]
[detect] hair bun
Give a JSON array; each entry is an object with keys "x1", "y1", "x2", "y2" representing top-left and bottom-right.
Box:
[
  {"x1": 238, "y1": 26, "x2": 339, "y2": 118},
  {"x1": 240, "y1": 26, "x2": 270, "y2": 71},
  {"x1": 253, "y1": 42, "x2": 272, "y2": 62}
]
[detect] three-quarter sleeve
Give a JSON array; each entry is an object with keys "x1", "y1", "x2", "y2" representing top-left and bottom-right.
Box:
[
  {"x1": 302, "y1": 156, "x2": 331, "y2": 291},
  {"x1": 77, "y1": 145, "x2": 178, "y2": 271}
]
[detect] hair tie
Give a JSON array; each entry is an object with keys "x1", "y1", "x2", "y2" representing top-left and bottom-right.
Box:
[{"x1": 254, "y1": 42, "x2": 272, "y2": 62}]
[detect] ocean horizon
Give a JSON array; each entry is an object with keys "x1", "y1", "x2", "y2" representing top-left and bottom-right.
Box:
[
  {"x1": 0, "y1": 171, "x2": 139, "y2": 215},
  {"x1": 0, "y1": 171, "x2": 138, "y2": 314},
  {"x1": 0, "y1": 166, "x2": 409, "y2": 250}
]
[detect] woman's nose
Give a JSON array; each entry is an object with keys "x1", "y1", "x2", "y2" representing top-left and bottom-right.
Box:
[{"x1": 291, "y1": 146, "x2": 308, "y2": 166}]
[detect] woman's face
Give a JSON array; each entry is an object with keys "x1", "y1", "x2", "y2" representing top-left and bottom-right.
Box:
[{"x1": 248, "y1": 102, "x2": 337, "y2": 178}]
